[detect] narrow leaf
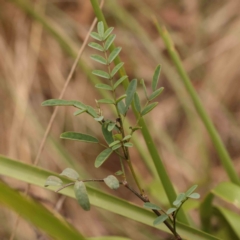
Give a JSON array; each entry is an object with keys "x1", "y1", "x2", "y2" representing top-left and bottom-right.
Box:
[
  {"x1": 153, "y1": 215, "x2": 169, "y2": 225},
  {"x1": 73, "y1": 101, "x2": 87, "y2": 109},
  {"x1": 116, "y1": 94, "x2": 127, "y2": 103},
  {"x1": 112, "y1": 143, "x2": 122, "y2": 150},
  {"x1": 117, "y1": 101, "x2": 126, "y2": 115},
  {"x1": 73, "y1": 109, "x2": 87, "y2": 116},
  {"x1": 94, "y1": 116, "x2": 104, "y2": 122},
  {"x1": 104, "y1": 34, "x2": 116, "y2": 50},
  {"x1": 88, "y1": 42, "x2": 104, "y2": 51},
  {"x1": 60, "y1": 132, "x2": 99, "y2": 143},
  {"x1": 143, "y1": 202, "x2": 161, "y2": 210},
  {"x1": 173, "y1": 193, "x2": 186, "y2": 206},
  {"x1": 166, "y1": 208, "x2": 177, "y2": 214},
  {"x1": 95, "y1": 148, "x2": 113, "y2": 168},
  {"x1": 92, "y1": 70, "x2": 110, "y2": 79},
  {"x1": 44, "y1": 176, "x2": 62, "y2": 187},
  {"x1": 102, "y1": 123, "x2": 114, "y2": 144},
  {"x1": 90, "y1": 32, "x2": 102, "y2": 41},
  {"x1": 86, "y1": 105, "x2": 98, "y2": 118},
  {"x1": 97, "y1": 21, "x2": 104, "y2": 37},
  {"x1": 113, "y1": 134, "x2": 122, "y2": 141},
  {"x1": 188, "y1": 193, "x2": 200, "y2": 199},
  {"x1": 104, "y1": 175, "x2": 120, "y2": 190},
  {"x1": 122, "y1": 135, "x2": 131, "y2": 141},
  {"x1": 103, "y1": 27, "x2": 114, "y2": 40},
  {"x1": 185, "y1": 185, "x2": 198, "y2": 197},
  {"x1": 148, "y1": 87, "x2": 164, "y2": 101},
  {"x1": 107, "y1": 122, "x2": 115, "y2": 132},
  {"x1": 95, "y1": 83, "x2": 112, "y2": 91},
  {"x1": 74, "y1": 181, "x2": 90, "y2": 211},
  {"x1": 113, "y1": 76, "x2": 128, "y2": 90},
  {"x1": 133, "y1": 92, "x2": 141, "y2": 113},
  {"x1": 111, "y1": 62, "x2": 124, "y2": 77},
  {"x1": 60, "y1": 168, "x2": 79, "y2": 180},
  {"x1": 140, "y1": 79, "x2": 148, "y2": 99},
  {"x1": 125, "y1": 79, "x2": 137, "y2": 111},
  {"x1": 115, "y1": 170, "x2": 123, "y2": 176},
  {"x1": 141, "y1": 102, "x2": 158, "y2": 116},
  {"x1": 108, "y1": 47, "x2": 122, "y2": 64},
  {"x1": 109, "y1": 140, "x2": 120, "y2": 148},
  {"x1": 42, "y1": 99, "x2": 74, "y2": 107},
  {"x1": 98, "y1": 99, "x2": 115, "y2": 104},
  {"x1": 124, "y1": 143, "x2": 133, "y2": 148},
  {"x1": 152, "y1": 65, "x2": 161, "y2": 91},
  {"x1": 90, "y1": 54, "x2": 107, "y2": 65}
]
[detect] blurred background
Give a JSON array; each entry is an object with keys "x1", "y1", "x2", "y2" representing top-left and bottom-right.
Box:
[{"x1": 0, "y1": 0, "x2": 240, "y2": 239}]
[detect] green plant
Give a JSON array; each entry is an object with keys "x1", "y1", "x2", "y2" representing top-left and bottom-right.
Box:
[{"x1": 42, "y1": 21, "x2": 200, "y2": 240}]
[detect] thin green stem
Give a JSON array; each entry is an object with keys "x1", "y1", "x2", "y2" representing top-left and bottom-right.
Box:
[
  {"x1": 89, "y1": 0, "x2": 189, "y2": 224},
  {"x1": 153, "y1": 17, "x2": 240, "y2": 186}
]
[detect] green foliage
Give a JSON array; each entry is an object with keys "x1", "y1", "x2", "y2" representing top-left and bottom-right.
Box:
[
  {"x1": 104, "y1": 175, "x2": 120, "y2": 190},
  {"x1": 60, "y1": 132, "x2": 99, "y2": 143},
  {"x1": 44, "y1": 176, "x2": 63, "y2": 187},
  {"x1": 74, "y1": 181, "x2": 91, "y2": 211},
  {"x1": 95, "y1": 148, "x2": 113, "y2": 168},
  {"x1": 60, "y1": 168, "x2": 80, "y2": 180}
]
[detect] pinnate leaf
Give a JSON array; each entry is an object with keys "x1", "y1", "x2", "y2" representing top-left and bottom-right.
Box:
[
  {"x1": 173, "y1": 193, "x2": 186, "y2": 206},
  {"x1": 152, "y1": 65, "x2": 161, "y2": 91},
  {"x1": 95, "y1": 83, "x2": 112, "y2": 91},
  {"x1": 109, "y1": 140, "x2": 120, "y2": 148},
  {"x1": 98, "y1": 99, "x2": 115, "y2": 104},
  {"x1": 141, "y1": 102, "x2": 158, "y2": 116},
  {"x1": 97, "y1": 21, "x2": 104, "y2": 37},
  {"x1": 148, "y1": 87, "x2": 164, "y2": 101},
  {"x1": 60, "y1": 132, "x2": 98, "y2": 143},
  {"x1": 104, "y1": 34, "x2": 116, "y2": 50},
  {"x1": 140, "y1": 79, "x2": 148, "y2": 99},
  {"x1": 133, "y1": 93, "x2": 141, "y2": 113},
  {"x1": 86, "y1": 105, "x2": 98, "y2": 118},
  {"x1": 113, "y1": 76, "x2": 128, "y2": 90},
  {"x1": 103, "y1": 27, "x2": 114, "y2": 40},
  {"x1": 153, "y1": 215, "x2": 168, "y2": 225},
  {"x1": 111, "y1": 143, "x2": 122, "y2": 150},
  {"x1": 92, "y1": 70, "x2": 110, "y2": 79},
  {"x1": 111, "y1": 62, "x2": 124, "y2": 77},
  {"x1": 104, "y1": 175, "x2": 119, "y2": 190},
  {"x1": 125, "y1": 79, "x2": 137, "y2": 111},
  {"x1": 90, "y1": 54, "x2": 107, "y2": 65},
  {"x1": 60, "y1": 168, "x2": 79, "y2": 180},
  {"x1": 143, "y1": 202, "x2": 161, "y2": 210},
  {"x1": 166, "y1": 208, "x2": 177, "y2": 214},
  {"x1": 90, "y1": 32, "x2": 102, "y2": 41},
  {"x1": 185, "y1": 185, "x2": 198, "y2": 197},
  {"x1": 44, "y1": 176, "x2": 63, "y2": 187},
  {"x1": 74, "y1": 181, "x2": 90, "y2": 211},
  {"x1": 188, "y1": 193, "x2": 200, "y2": 199},
  {"x1": 88, "y1": 42, "x2": 104, "y2": 51},
  {"x1": 107, "y1": 122, "x2": 115, "y2": 132},
  {"x1": 102, "y1": 123, "x2": 114, "y2": 144},
  {"x1": 74, "y1": 109, "x2": 86, "y2": 116},
  {"x1": 124, "y1": 142, "x2": 133, "y2": 148},
  {"x1": 117, "y1": 101, "x2": 126, "y2": 115},
  {"x1": 95, "y1": 148, "x2": 113, "y2": 168},
  {"x1": 108, "y1": 47, "x2": 121, "y2": 63},
  {"x1": 116, "y1": 94, "x2": 127, "y2": 103}
]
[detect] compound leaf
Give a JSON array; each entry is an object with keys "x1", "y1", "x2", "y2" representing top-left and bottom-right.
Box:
[
  {"x1": 90, "y1": 32, "x2": 102, "y2": 41},
  {"x1": 108, "y1": 47, "x2": 121, "y2": 63},
  {"x1": 104, "y1": 34, "x2": 116, "y2": 50},
  {"x1": 88, "y1": 42, "x2": 104, "y2": 51},
  {"x1": 149, "y1": 87, "x2": 164, "y2": 101},
  {"x1": 90, "y1": 54, "x2": 107, "y2": 65},
  {"x1": 141, "y1": 102, "x2": 158, "y2": 116},
  {"x1": 103, "y1": 27, "x2": 114, "y2": 40},
  {"x1": 95, "y1": 83, "x2": 112, "y2": 91},
  {"x1": 153, "y1": 214, "x2": 169, "y2": 226},
  {"x1": 152, "y1": 65, "x2": 161, "y2": 91},
  {"x1": 111, "y1": 62, "x2": 124, "y2": 77},
  {"x1": 113, "y1": 76, "x2": 128, "y2": 90},
  {"x1": 92, "y1": 70, "x2": 110, "y2": 79},
  {"x1": 125, "y1": 79, "x2": 137, "y2": 111},
  {"x1": 102, "y1": 123, "x2": 114, "y2": 144},
  {"x1": 44, "y1": 176, "x2": 62, "y2": 187}
]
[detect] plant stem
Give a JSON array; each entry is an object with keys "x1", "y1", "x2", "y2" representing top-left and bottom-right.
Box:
[
  {"x1": 89, "y1": 0, "x2": 190, "y2": 225},
  {"x1": 123, "y1": 182, "x2": 182, "y2": 240},
  {"x1": 153, "y1": 17, "x2": 240, "y2": 186}
]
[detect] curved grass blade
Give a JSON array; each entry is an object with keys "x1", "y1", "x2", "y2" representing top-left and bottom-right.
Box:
[
  {"x1": 0, "y1": 155, "x2": 220, "y2": 239},
  {"x1": 0, "y1": 181, "x2": 86, "y2": 240}
]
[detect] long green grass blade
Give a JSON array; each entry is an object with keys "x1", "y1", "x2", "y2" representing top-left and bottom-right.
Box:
[
  {"x1": 0, "y1": 155, "x2": 219, "y2": 240},
  {"x1": 153, "y1": 20, "x2": 240, "y2": 186},
  {"x1": 0, "y1": 181, "x2": 85, "y2": 240}
]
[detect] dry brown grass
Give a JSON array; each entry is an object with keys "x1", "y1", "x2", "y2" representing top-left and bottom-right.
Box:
[{"x1": 0, "y1": 0, "x2": 240, "y2": 239}]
